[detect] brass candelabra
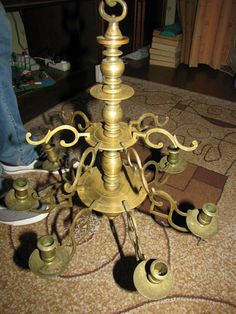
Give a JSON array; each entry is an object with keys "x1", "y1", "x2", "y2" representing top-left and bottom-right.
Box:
[{"x1": 6, "y1": 0, "x2": 218, "y2": 300}]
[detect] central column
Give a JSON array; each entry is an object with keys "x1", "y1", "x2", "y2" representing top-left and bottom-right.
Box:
[
  {"x1": 98, "y1": 5, "x2": 127, "y2": 192},
  {"x1": 102, "y1": 151, "x2": 122, "y2": 191},
  {"x1": 77, "y1": 0, "x2": 147, "y2": 216}
]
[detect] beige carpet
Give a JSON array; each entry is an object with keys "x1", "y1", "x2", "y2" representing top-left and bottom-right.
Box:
[{"x1": 0, "y1": 77, "x2": 236, "y2": 313}]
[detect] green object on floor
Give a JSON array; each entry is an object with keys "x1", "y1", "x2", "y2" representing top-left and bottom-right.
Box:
[
  {"x1": 160, "y1": 23, "x2": 182, "y2": 37},
  {"x1": 12, "y1": 69, "x2": 55, "y2": 94}
]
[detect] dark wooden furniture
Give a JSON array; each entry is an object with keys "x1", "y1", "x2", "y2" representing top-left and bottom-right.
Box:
[
  {"x1": 2, "y1": 0, "x2": 163, "y2": 122},
  {"x1": 2, "y1": 0, "x2": 102, "y2": 122},
  {"x1": 2, "y1": 0, "x2": 73, "y2": 10}
]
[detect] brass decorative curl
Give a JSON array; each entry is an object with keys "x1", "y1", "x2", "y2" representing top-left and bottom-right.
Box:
[
  {"x1": 31, "y1": 183, "x2": 75, "y2": 214},
  {"x1": 124, "y1": 148, "x2": 169, "y2": 197},
  {"x1": 123, "y1": 149, "x2": 190, "y2": 232},
  {"x1": 105, "y1": 0, "x2": 117, "y2": 6},
  {"x1": 134, "y1": 128, "x2": 198, "y2": 151},
  {"x1": 26, "y1": 125, "x2": 90, "y2": 147},
  {"x1": 62, "y1": 110, "x2": 91, "y2": 131},
  {"x1": 126, "y1": 147, "x2": 150, "y2": 194},
  {"x1": 143, "y1": 160, "x2": 169, "y2": 188},
  {"x1": 149, "y1": 189, "x2": 189, "y2": 233},
  {"x1": 129, "y1": 113, "x2": 169, "y2": 131},
  {"x1": 64, "y1": 145, "x2": 99, "y2": 194},
  {"x1": 99, "y1": 0, "x2": 127, "y2": 22}
]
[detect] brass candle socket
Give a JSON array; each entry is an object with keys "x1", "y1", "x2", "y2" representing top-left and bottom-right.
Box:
[
  {"x1": 5, "y1": 178, "x2": 38, "y2": 211},
  {"x1": 29, "y1": 235, "x2": 70, "y2": 277},
  {"x1": 148, "y1": 260, "x2": 169, "y2": 283},
  {"x1": 133, "y1": 259, "x2": 172, "y2": 300},
  {"x1": 198, "y1": 203, "x2": 217, "y2": 225},
  {"x1": 168, "y1": 145, "x2": 179, "y2": 165},
  {"x1": 13, "y1": 178, "x2": 29, "y2": 200},
  {"x1": 186, "y1": 203, "x2": 218, "y2": 239},
  {"x1": 160, "y1": 145, "x2": 187, "y2": 174},
  {"x1": 37, "y1": 235, "x2": 57, "y2": 263},
  {"x1": 42, "y1": 143, "x2": 61, "y2": 171}
]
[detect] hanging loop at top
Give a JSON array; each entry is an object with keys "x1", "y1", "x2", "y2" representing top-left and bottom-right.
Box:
[{"x1": 99, "y1": 0, "x2": 127, "y2": 23}]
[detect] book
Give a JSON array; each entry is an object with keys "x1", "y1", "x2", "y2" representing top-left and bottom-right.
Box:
[
  {"x1": 151, "y1": 42, "x2": 181, "y2": 52},
  {"x1": 149, "y1": 53, "x2": 180, "y2": 63},
  {"x1": 153, "y1": 29, "x2": 183, "y2": 41},
  {"x1": 149, "y1": 58, "x2": 180, "y2": 68},
  {"x1": 149, "y1": 47, "x2": 181, "y2": 58},
  {"x1": 152, "y1": 36, "x2": 181, "y2": 47}
]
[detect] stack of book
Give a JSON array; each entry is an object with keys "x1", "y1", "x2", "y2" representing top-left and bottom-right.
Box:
[{"x1": 149, "y1": 30, "x2": 182, "y2": 68}]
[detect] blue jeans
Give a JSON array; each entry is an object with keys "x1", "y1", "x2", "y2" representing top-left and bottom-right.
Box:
[{"x1": 0, "y1": 2, "x2": 38, "y2": 174}]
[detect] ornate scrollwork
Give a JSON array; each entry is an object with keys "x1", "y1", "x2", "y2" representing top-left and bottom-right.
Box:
[
  {"x1": 124, "y1": 147, "x2": 168, "y2": 195},
  {"x1": 62, "y1": 110, "x2": 91, "y2": 131},
  {"x1": 143, "y1": 160, "x2": 169, "y2": 188},
  {"x1": 129, "y1": 113, "x2": 169, "y2": 131},
  {"x1": 26, "y1": 125, "x2": 90, "y2": 147},
  {"x1": 148, "y1": 189, "x2": 189, "y2": 233},
  {"x1": 123, "y1": 147, "x2": 190, "y2": 233},
  {"x1": 64, "y1": 145, "x2": 100, "y2": 194},
  {"x1": 31, "y1": 183, "x2": 75, "y2": 213},
  {"x1": 134, "y1": 127, "x2": 198, "y2": 151},
  {"x1": 125, "y1": 147, "x2": 150, "y2": 194}
]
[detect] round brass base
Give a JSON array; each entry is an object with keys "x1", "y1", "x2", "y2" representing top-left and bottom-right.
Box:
[
  {"x1": 133, "y1": 259, "x2": 172, "y2": 300},
  {"x1": 5, "y1": 188, "x2": 38, "y2": 211},
  {"x1": 29, "y1": 246, "x2": 70, "y2": 277},
  {"x1": 160, "y1": 156, "x2": 187, "y2": 174},
  {"x1": 186, "y1": 209, "x2": 218, "y2": 239},
  {"x1": 77, "y1": 166, "x2": 147, "y2": 217}
]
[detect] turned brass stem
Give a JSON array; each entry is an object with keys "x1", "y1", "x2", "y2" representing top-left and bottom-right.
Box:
[
  {"x1": 100, "y1": 45, "x2": 125, "y2": 139},
  {"x1": 167, "y1": 145, "x2": 179, "y2": 165},
  {"x1": 198, "y1": 203, "x2": 217, "y2": 225},
  {"x1": 37, "y1": 235, "x2": 57, "y2": 263},
  {"x1": 13, "y1": 178, "x2": 29, "y2": 200},
  {"x1": 102, "y1": 151, "x2": 122, "y2": 191},
  {"x1": 102, "y1": 100, "x2": 123, "y2": 138},
  {"x1": 101, "y1": 56, "x2": 125, "y2": 94},
  {"x1": 44, "y1": 143, "x2": 58, "y2": 163}
]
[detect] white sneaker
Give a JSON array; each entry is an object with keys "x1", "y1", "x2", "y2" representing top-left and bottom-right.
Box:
[
  {"x1": 0, "y1": 202, "x2": 48, "y2": 226},
  {"x1": 0, "y1": 157, "x2": 79, "y2": 175},
  {"x1": 0, "y1": 158, "x2": 48, "y2": 175}
]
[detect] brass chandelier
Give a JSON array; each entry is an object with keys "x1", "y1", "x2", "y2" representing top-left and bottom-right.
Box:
[{"x1": 5, "y1": 0, "x2": 218, "y2": 300}]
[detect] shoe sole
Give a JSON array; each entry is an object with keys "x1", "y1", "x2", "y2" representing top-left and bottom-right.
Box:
[
  {"x1": 0, "y1": 212, "x2": 48, "y2": 226},
  {"x1": 1, "y1": 162, "x2": 79, "y2": 175},
  {"x1": 0, "y1": 204, "x2": 49, "y2": 226}
]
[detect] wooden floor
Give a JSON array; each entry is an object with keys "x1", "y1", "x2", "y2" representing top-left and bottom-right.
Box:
[{"x1": 125, "y1": 58, "x2": 236, "y2": 102}]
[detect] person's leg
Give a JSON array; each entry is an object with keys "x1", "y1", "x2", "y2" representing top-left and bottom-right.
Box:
[
  {"x1": 0, "y1": 3, "x2": 50, "y2": 225},
  {"x1": 0, "y1": 2, "x2": 38, "y2": 167}
]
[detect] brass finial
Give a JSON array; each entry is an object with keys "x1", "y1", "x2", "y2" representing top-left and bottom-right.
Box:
[{"x1": 99, "y1": 0, "x2": 128, "y2": 23}]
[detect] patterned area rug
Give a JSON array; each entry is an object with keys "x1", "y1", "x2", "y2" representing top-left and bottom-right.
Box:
[{"x1": 0, "y1": 77, "x2": 236, "y2": 314}]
